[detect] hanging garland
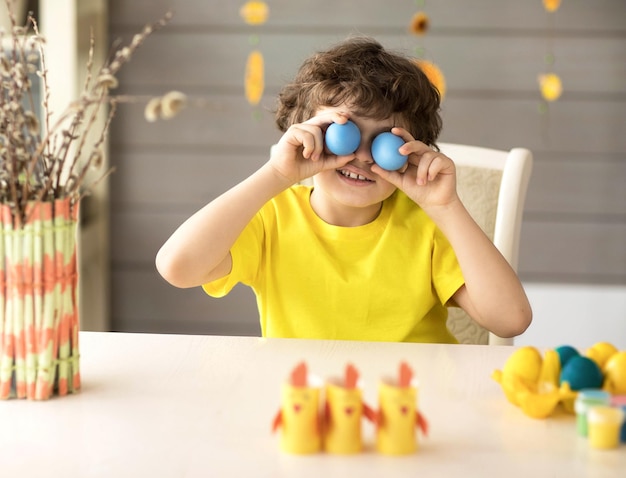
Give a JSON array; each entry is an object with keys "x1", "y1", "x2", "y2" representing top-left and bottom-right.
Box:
[
  {"x1": 239, "y1": 1, "x2": 269, "y2": 119},
  {"x1": 408, "y1": 1, "x2": 446, "y2": 101},
  {"x1": 538, "y1": 0, "x2": 563, "y2": 105}
]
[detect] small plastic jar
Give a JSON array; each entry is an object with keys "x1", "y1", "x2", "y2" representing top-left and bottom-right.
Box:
[
  {"x1": 573, "y1": 389, "x2": 611, "y2": 437},
  {"x1": 587, "y1": 406, "x2": 625, "y2": 450},
  {"x1": 610, "y1": 395, "x2": 626, "y2": 444}
]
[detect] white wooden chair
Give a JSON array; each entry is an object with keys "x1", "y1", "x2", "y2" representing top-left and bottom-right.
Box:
[{"x1": 439, "y1": 143, "x2": 534, "y2": 345}]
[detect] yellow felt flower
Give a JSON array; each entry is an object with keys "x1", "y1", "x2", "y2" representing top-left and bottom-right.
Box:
[
  {"x1": 240, "y1": 1, "x2": 269, "y2": 25},
  {"x1": 245, "y1": 50, "x2": 264, "y2": 105},
  {"x1": 415, "y1": 60, "x2": 446, "y2": 100},
  {"x1": 538, "y1": 73, "x2": 563, "y2": 102},
  {"x1": 543, "y1": 0, "x2": 561, "y2": 13}
]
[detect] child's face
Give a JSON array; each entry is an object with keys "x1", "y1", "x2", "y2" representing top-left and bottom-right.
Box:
[{"x1": 311, "y1": 106, "x2": 400, "y2": 226}]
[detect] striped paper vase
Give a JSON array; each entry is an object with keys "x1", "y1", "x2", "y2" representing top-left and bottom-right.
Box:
[{"x1": 0, "y1": 197, "x2": 81, "y2": 400}]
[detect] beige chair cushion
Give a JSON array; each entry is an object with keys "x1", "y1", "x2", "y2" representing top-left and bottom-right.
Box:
[{"x1": 446, "y1": 166, "x2": 502, "y2": 345}]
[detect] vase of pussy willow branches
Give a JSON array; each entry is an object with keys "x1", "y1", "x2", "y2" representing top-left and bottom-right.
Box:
[{"x1": 0, "y1": 2, "x2": 180, "y2": 400}]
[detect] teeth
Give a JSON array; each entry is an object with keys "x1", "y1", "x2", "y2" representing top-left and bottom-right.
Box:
[{"x1": 339, "y1": 169, "x2": 371, "y2": 181}]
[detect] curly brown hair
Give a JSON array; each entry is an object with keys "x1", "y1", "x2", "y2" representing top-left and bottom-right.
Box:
[{"x1": 275, "y1": 36, "x2": 442, "y2": 147}]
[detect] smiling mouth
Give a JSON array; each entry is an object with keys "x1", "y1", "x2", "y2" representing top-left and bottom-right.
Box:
[{"x1": 338, "y1": 169, "x2": 374, "y2": 182}]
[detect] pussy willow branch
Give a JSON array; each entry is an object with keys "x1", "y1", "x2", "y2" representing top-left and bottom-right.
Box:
[
  {"x1": 62, "y1": 89, "x2": 109, "y2": 197},
  {"x1": 3, "y1": 24, "x2": 25, "y2": 212},
  {"x1": 22, "y1": 16, "x2": 51, "y2": 201},
  {"x1": 67, "y1": 101, "x2": 117, "y2": 198},
  {"x1": 2, "y1": 0, "x2": 176, "y2": 225},
  {"x1": 24, "y1": 10, "x2": 173, "y2": 199}
]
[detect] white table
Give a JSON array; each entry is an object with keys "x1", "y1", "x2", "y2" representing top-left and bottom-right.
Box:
[{"x1": 0, "y1": 332, "x2": 623, "y2": 477}]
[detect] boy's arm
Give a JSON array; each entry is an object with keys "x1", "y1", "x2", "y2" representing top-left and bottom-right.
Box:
[
  {"x1": 156, "y1": 111, "x2": 354, "y2": 289},
  {"x1": 373, "y1": 133, "x2": 532, "y2": 338},
  {"x1": 156, "y1": 163, "x2": 292, "y2": 288},
  {"x1": 428, "y1": 198, "x2": 532, "y2": 339}
]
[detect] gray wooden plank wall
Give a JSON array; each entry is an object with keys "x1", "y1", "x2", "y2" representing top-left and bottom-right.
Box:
[{"x1": 108, "y1": 0, "x2": 626, "y2": 335}]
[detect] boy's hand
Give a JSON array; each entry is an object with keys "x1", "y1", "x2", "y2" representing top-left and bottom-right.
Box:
[
  {"x1": 269, "y1": 112, "x2": 355, "y2": 185},
  {"x1": 372, "y1": 127, "x2": 459, "y2": 212}
]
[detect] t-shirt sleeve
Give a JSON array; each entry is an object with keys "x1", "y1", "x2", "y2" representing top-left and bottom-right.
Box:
[
  {"x1": 201, "y1": 211, "x2": 264, "y2": 297},
  {"x1": 431, "y1": 227, "x2": 465, "y2": 306}
]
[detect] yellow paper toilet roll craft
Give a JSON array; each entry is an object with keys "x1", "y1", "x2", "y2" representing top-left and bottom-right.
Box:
[
  {"x1": 323, "y1": 363, "x2": 376, "y2": 454},
  {"x1": 272, "y1": 362, "x2": 322, "y2": 454},
  {"x1": 375, "y1": 362, "x2": 429, "y2": 456}
]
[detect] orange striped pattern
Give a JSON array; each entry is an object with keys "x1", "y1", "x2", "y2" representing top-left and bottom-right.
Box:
[{"x1": 0, "y1": 198, "x2": 81, "y2": 400}]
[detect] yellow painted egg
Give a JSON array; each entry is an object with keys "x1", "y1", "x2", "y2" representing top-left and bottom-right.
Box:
[
  {"x1": 585, "y1": 342, "x2": 618, "y2": 369},
  {"x1": 502, "y1": 346, "x2": 543, "y2": 384},
  {"x1": 603, "y1": 351, "x2": 626, "y2": 395}
]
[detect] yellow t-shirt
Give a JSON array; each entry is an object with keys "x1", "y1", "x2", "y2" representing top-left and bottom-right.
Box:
[{"x1": 203, "y1": 186, "x2": 464, "y2": 343}]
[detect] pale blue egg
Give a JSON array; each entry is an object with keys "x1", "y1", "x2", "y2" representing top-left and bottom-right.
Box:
[
  {"x1": 325, "y1": 121, "x2": 361, "y2": 156},
  {"x1": 371, "y1": 132, "x2": 407, "y2": 171}
]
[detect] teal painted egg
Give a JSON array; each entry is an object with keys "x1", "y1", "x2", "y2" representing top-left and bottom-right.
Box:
[
  {"x1": 559, "y1": 355, "x2": 603, "y2": 391},
  {"x1": 555, "y1": 345, "x2": 580, "y2": 368}
]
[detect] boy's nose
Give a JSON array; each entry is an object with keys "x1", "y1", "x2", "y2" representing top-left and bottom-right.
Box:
[{"x1": 355, "y1": 142, "x2": 374, "y2": 163}]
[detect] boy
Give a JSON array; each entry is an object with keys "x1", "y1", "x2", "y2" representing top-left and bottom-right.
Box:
[{"x1": 156, "y1": 37, "x2": 532, "y2": 343}]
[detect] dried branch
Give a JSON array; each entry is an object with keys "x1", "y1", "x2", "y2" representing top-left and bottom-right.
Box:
[{"x1": 0, "y1": 0, "x2": 181, "y2": 226}]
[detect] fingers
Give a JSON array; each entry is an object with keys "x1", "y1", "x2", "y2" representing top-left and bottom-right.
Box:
[
  {"x1": 303, "y1": 111, "x2": 350, "y2": 127},
  {"x1": 390, "y1": 126, "x2": 415, "y2": 143},
  {"x1": 294, "y1": 124, "x2": 323, "y2": 160},
  {"x1": 377, "y1": 133, "x2": 454, "y2": 186},
  {"x1": 414, "y1": 151, "x2": 450, "y2": 185},
  {"x1": 392, "y1": 127, "x2": 445, "y2": 182},
  {"x1": 279, "y1": 123, "x2": 324, "y2": 161},
  {"x1": 281, "y1": 112, "x2": 352, "y2": 161}
]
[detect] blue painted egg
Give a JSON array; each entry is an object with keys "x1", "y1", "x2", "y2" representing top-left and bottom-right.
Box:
[
  {"x1": 559, "y1": 355, "x2": 603, "y2": 391},
  {"x1": 325, "y1": 120, "x2": 361, "y2": 156},
  {"x1": 371, "y1": 132, "x2": 407, "y2": 171}
]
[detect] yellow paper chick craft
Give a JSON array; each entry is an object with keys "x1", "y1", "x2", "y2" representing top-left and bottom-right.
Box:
[
  {"x1": 375, "y1": 362, "x2": 428, "y2": 456},
  {"x1": 323, "y1": 363, "x2": 376, "y2": 454},
  {"x1": 272, "y1": 362, "x2": 322, "y2": 454}
]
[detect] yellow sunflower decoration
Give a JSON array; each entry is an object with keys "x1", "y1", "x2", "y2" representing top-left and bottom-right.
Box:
[{"x1": 409, "y1": 12, "x2": 430, "y2": 36}]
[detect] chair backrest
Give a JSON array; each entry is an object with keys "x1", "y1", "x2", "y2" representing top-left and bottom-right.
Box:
[{"x1": 438, "y1": 143, "x2": 533, "y2": 345}]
